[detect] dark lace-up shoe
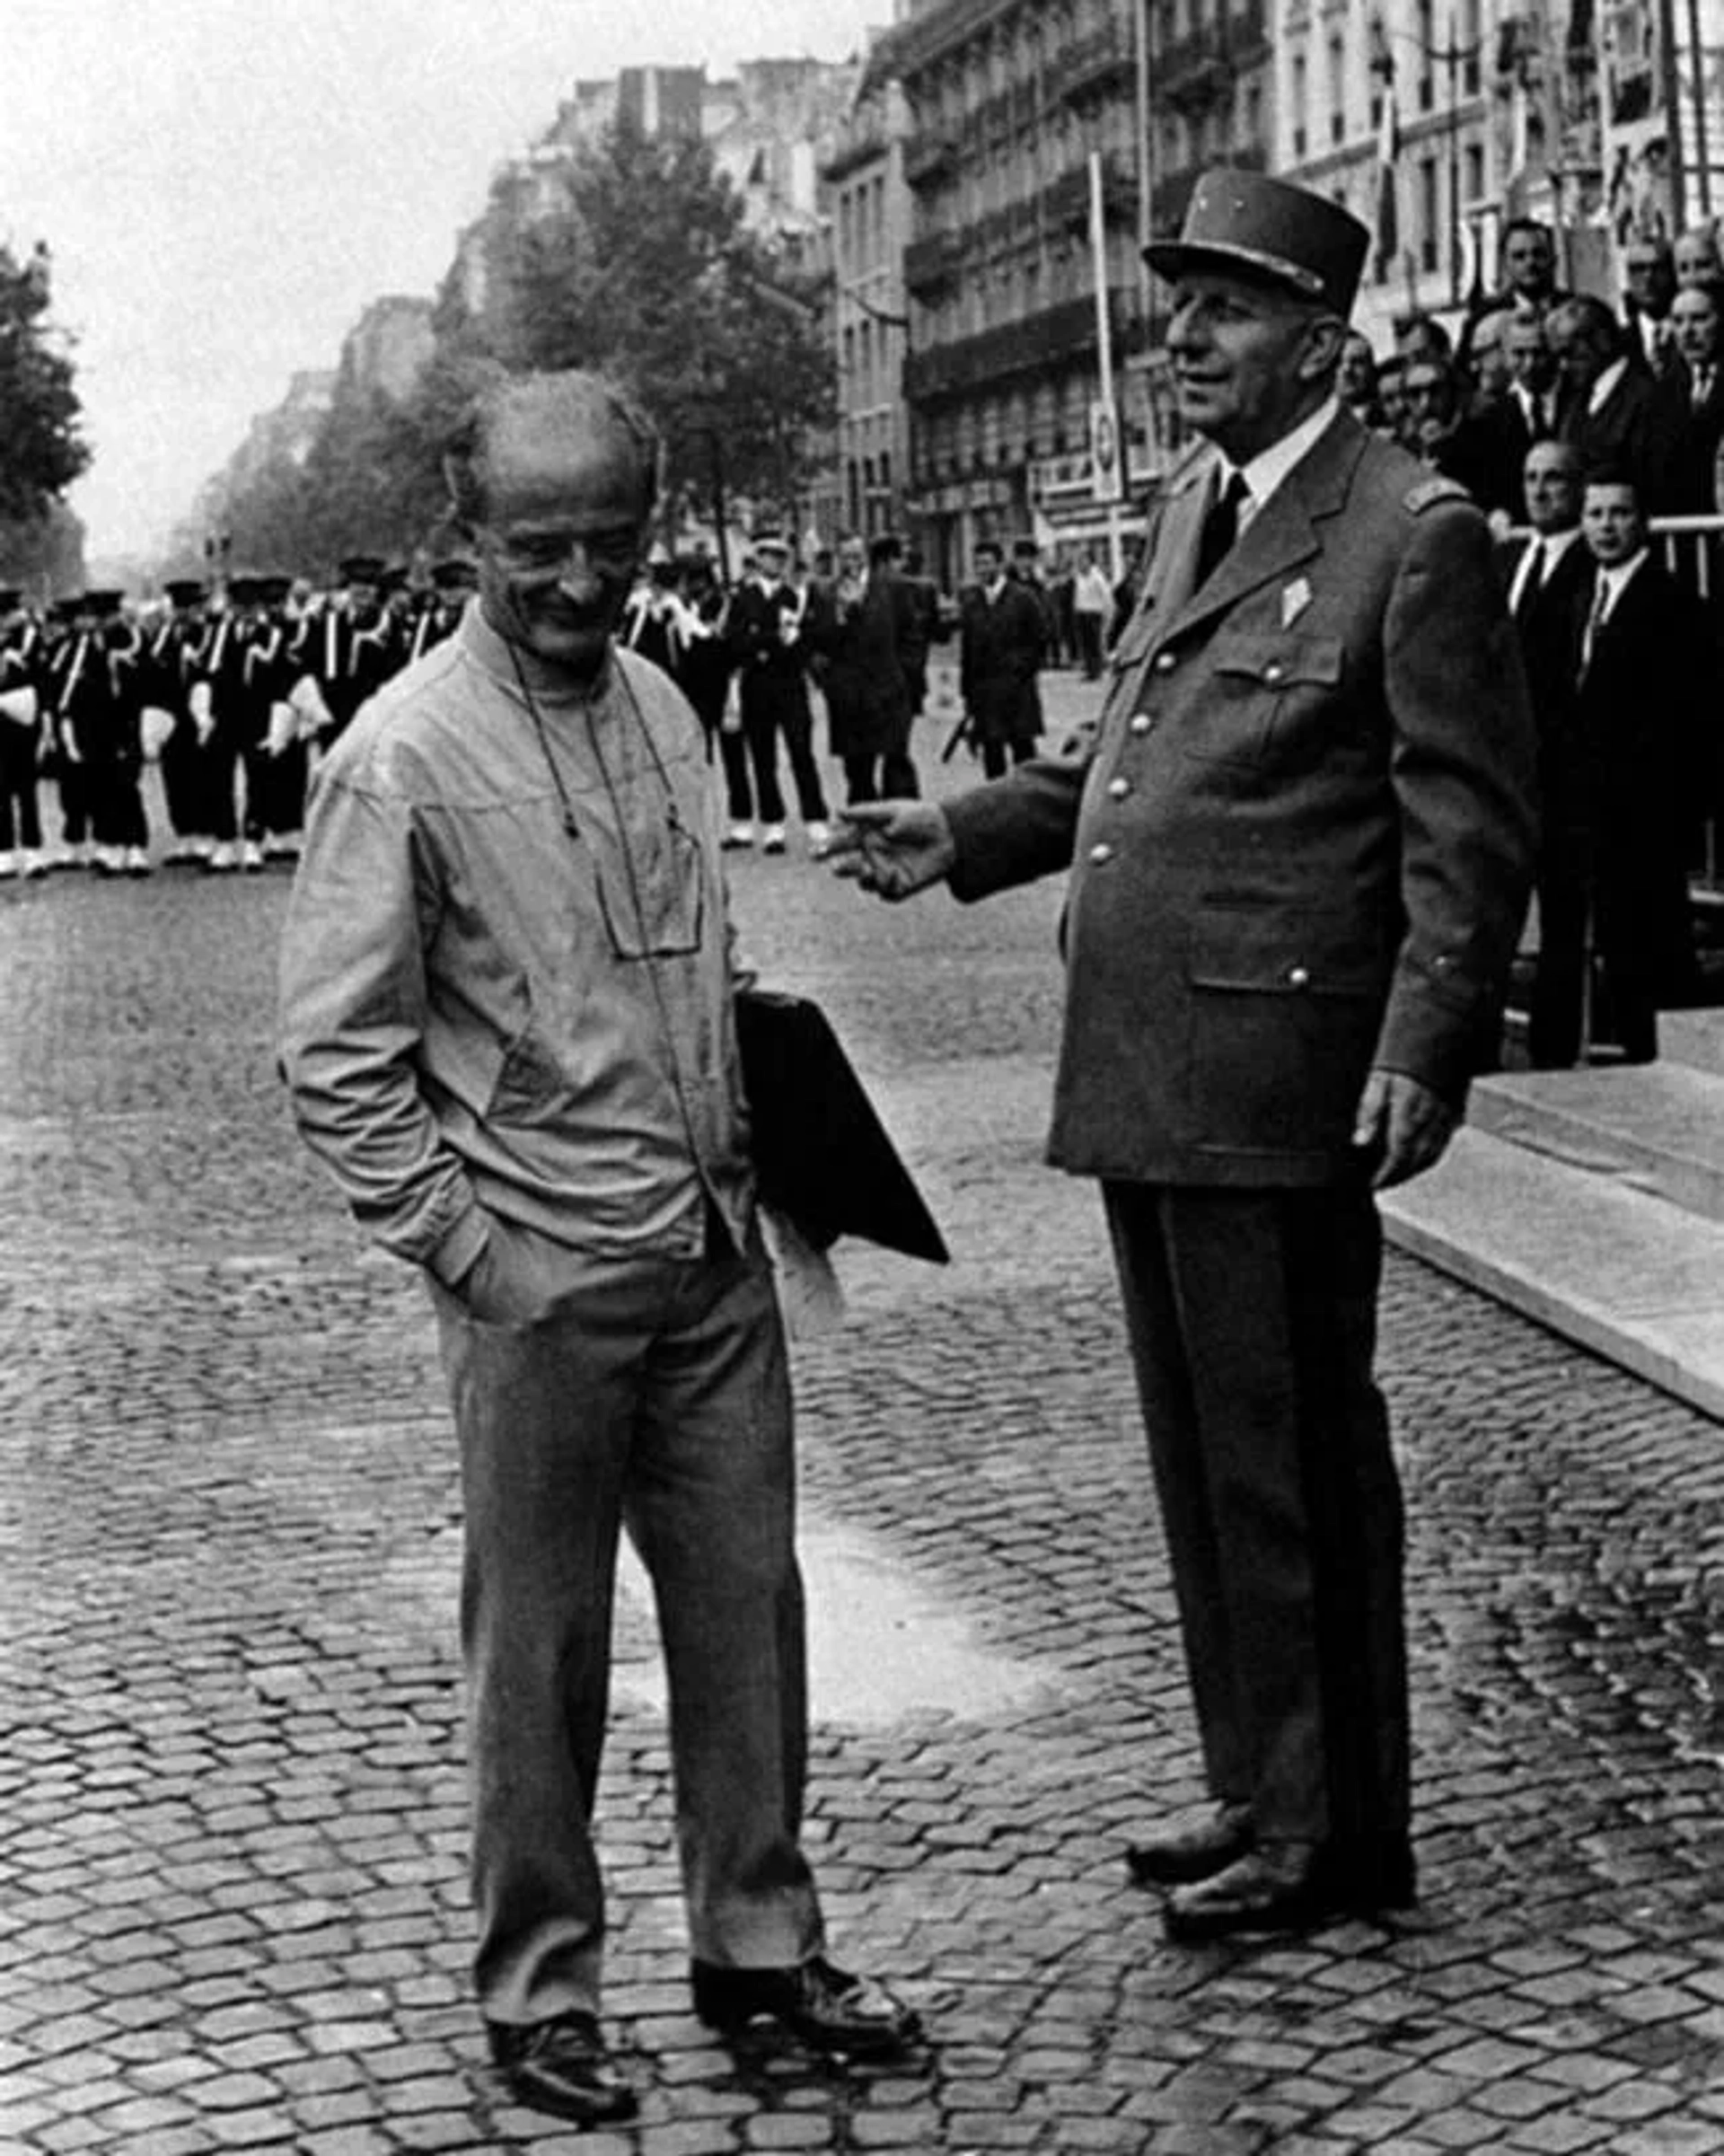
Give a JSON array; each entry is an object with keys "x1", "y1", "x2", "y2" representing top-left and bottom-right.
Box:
[
  {"x1": 690, "y1": 1954, "x2": 923, "y2": 2057},
  {"x1": 487, "y1": 2011, "x2": 638, "y2": 2125},
  {"x1": 1125, "y1": 1800, "x2": 1255, "y2": 1888}
]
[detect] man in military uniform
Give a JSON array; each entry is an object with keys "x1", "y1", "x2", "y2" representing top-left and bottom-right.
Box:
[
  {"x1": 833, "y1": 171, "x2": 1535, "y2": 1940},
  {"x1": 190, "y1": 577, "x2": 256, "y2": 872},
  {"x1": 243, "y1": 573, "x2": 306, "y2": 865},
  {"x1": 405, "y1": 558, "x2": 477, "y2": 668},
  {"x1": 723, "y1": 532, "x2": 831, "y2": 854},
  {"x1": 0, "y1": 586, "x2": 48, "y2": 877},
  {"x1": 147, "y1": 577, "x2": 212, "y2": 865},
  {"x1": 293, "y1": 553, "x2": 401, "y2": 744}
]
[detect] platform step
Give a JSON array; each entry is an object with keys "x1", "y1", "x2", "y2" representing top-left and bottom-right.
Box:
[
  {"x1": 1382, "y1": 1125, "x2": 1724, "y2": 1423},
  {"x1": 1467, "y1": 1060, "x2": 1724, "y2": 1228}
]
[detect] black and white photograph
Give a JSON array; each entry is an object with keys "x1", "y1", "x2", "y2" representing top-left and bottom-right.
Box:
[{"x1": 4, "y1": 1, "x2": 1724, "y2": 2150}]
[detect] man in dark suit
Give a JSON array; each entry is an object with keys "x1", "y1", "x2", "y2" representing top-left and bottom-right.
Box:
[
  {"x1": 1504, "y1": 313, "x2": 1561, "y2": 447},
  {"x1": 1670, "y1": 279, "x2": 1724, "y2": 501},
  {"x1": 831, "y1": 171, "x2": 1535, "y2": 1940},
  {"x1": 1503, "y1": 442, "x2": 1596, "y2": 1066},
  {"x1": 1566, "y1": 470, "x2": 1707, "y2": 1060},
  {"x1": 1548, "y1": 295, "x2": 1687, "y2": 515},
  {"x1": 806, "y1": 532, "x2": 917, "y2": 810},
  {"x1": 1622, "y1": 235, "x2": 1681, "y2": 380},
  {"x1": 958, "y1": 539, "x2": 1044, "y2": 779}
]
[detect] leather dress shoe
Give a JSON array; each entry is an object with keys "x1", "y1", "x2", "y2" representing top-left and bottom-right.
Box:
[
  {"x1": 487, "y1": 2011, "x2": 638, "y2": 2125},
  {"x1": 1125, "y1": 1800, "x2": 1254, "y2": 1888},
  {"x1": 1163, "y1": 1841, "x2": 1333, "y2": 1941},
  {"x1": 690, "y1": 1954, "x2": 922, "y2": 2057}
]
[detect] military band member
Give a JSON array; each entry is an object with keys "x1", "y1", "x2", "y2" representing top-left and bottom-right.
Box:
[
  {"x1": 0, "y1": 586, "x2": 48, "y2": 878},
  {"x1": 405, "y1": 558, "x2": 477, "y2": 668},
  {"x1": 724, "y1": 532, "x2": 831, "y2": 854},
  {"x1": 191, "y1": 579, "x2": 254, "y2": 873},
  {"x1": 293, "y1": 554, "x2": 401, "y2": 743},
  {"x1": 148, "y1": 578, "x2": 213, "y2": 865},
  {"x1": 242, "y1": 574, "x2": 305, "y2": 866}
]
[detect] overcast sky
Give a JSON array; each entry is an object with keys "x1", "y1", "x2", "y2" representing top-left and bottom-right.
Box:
[{"x1": 4, "y1": 0, "x2": 882, "y2": 567}]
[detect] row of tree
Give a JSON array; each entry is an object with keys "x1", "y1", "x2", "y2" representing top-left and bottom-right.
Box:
[
  {"x1": 180, "y1": 121, "x2": 836, "y2": 583},
  {"x1": 0, "y1": 242, "x2": 89, "y2": 589}
]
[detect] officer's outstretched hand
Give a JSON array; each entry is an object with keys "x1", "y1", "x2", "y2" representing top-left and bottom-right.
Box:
[
  {"x1": 1352, "y1": 1069, "x2": 1458, "y2": 1191},
  {"x1": 827, "y1": 802, "x2": 957, "y2": 902}
]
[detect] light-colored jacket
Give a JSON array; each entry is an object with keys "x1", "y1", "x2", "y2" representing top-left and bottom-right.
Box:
[{"x1": 277, "y1": 606, "x2": 753, "y2": 1281}]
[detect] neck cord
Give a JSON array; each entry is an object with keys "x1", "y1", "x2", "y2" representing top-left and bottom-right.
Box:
[{"x1": 503, "y1": 638, "x2": 717, "y2": 1219}]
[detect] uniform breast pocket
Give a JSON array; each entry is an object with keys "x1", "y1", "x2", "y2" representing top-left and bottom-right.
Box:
[{"x1": 1181, "y1": 631, "x2": 1344, "y2": 766}]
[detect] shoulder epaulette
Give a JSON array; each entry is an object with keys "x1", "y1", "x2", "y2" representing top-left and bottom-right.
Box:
[{"x1": 1403, "y1": 475, "x2": 1471, "y2": 514}]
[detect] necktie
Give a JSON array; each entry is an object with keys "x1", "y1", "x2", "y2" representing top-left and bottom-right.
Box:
[
  {"x1": 1580, "y1": 576, "x2": 1610, "y2": 677},
  {"x1": 1196, "y1": 471, "x2": 1249, "y2": 589},
  {"x1": 1694, "y1": 366, "x2": 1712, "y2": 410},
  {"x1": 1514, "y1": 540, "x2": 1544, "y2": 621}
]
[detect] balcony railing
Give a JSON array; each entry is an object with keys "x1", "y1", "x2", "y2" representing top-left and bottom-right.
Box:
[
  {"x1": 904, "y1": 230, "x2": 966, "y2": 296},
  {"x1": 1042, "y1": 152, "x2": 1141, "y2": 233},
  {"x1": 905, "y1": 290, "x2": 1147, "y2": 404},
  {"x1": 1051, "y1": 17, "x2": 1137, "y2": 105},
  {"x1": 821, "y1": 114, "x2": 889, "y2": 184},
  {"x1": 904, "y1": 126, "x2": 960, "y2": 189}
]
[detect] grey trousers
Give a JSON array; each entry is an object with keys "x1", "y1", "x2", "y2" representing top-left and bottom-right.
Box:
[
  {"x1": 430, "y1": 1218, "x2": 823, "y2": 2026},
  {"x1": 1104, "y1": 1182, "x2": 1411, "y2": 1861}
]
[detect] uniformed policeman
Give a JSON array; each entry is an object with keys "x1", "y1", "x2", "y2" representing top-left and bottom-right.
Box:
[{"x1": 832, "y1": 169, "x2": 1536, "y2": 1941}]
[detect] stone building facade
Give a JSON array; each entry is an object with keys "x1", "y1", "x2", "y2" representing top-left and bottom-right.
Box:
[{"x1": 821, "y1": 51, "x2": 916, "y2": 542}]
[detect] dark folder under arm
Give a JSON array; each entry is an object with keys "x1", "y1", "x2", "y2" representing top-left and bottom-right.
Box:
[{"x1": 735, "y1": 989, "x2": 950, "y2": 1264}]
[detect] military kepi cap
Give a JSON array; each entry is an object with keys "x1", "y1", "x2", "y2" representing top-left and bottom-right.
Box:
[{"x1": 1145, "y1": 168, "x2": 1369, "y2": 321}]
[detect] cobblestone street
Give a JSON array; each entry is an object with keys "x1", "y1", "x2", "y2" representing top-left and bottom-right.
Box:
[{"x1": 4, "y1": 682, "x2": 1724, "y2": 2154}]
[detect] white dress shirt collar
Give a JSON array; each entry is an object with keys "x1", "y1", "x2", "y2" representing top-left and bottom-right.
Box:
[{"x1": 1215, "y1": 395, "x2": 1344, "y2": 532}]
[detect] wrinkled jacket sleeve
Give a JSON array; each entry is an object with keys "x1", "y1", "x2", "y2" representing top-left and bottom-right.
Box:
[
  {"x1": 277, "y1": 767, "x2": 489, "y2": 1284},
  {"x1": 1375, "y1": 497, "x2": 1538, "y2": 1101}
]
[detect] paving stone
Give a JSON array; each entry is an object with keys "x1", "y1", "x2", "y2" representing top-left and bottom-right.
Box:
[{"x1": 9, "y1": 756, "x2": 1724, "y2": 2154}]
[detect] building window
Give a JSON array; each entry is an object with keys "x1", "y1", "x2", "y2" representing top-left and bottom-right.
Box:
[
  {"x1": 1465, "y1": 140, "x2": 1483, "y2": 205},
  {"x1": 1416, "y1": 0, "x2": 1435, "y2": 110},
  {"x1": 1419, "y1": 156, "x2": 1439, "y2": 273},
  {"x1": 1327, "y1": 33, "x2": 1345, "y2": 145}
]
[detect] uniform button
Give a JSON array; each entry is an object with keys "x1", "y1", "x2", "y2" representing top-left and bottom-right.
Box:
[
  {"x1": 1263, "y1": 661, "x2": 1285, "y2": 683},
  {"x1": 1153, "y1": 651, "x2": 1176, "y2": 673},
  {"x1": 1107, "y1": 776, "x2": 1130, "y2": 799},
  {"x1": 1088, "y1": 842, "x2": 1115, "y2": 865},
  {"x1": 1288, "y1": 964, "x2": 1310, "y2": 988},
  {"x1": 1129, "y1": 712, "x2": 1151, "y2": 735}
]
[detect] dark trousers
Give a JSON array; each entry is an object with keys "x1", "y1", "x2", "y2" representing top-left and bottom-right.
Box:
[
  {"x1": 0, "y1": 726, "x2": 41, "y2": 850},
  {"x1": 739, "y1": 678, "x2": 827, "y2": 826},
  {"x1": 1104, "y1": 1182, "x2": 1411, "y2": 1864},
  {"x1": 842, "y1": 747, "x2": 919, "y2": 805},
  {"x1": 205, "y1": 736, "x2": 242, "y2": 843},
  {"x1": 1530, "y1": 834, "x2": 1660, "y2": 1067},
  {"x1": 57, "y1": 761, "x2": 92, "y2": 846},
  {"x1": 980, "y1": 737, "x2": 1035, "y2": 782},
  {"x1": 1076, "y1": 614, "x2": 1105, "y2": 679},
  {"x1": 160, "y1": 720, "x2": 208, "y2": 839},
  {"x1": 692, "y1": 693, "x2": 754, "y2": 825},
  {"x1": 91, "y1": 759, "x2": 148, "y2": 849}
]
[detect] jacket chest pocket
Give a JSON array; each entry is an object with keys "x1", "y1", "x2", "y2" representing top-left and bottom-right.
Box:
[{"x1": 1176, "y1": 631, "x2": 1344, "y2": 766}]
